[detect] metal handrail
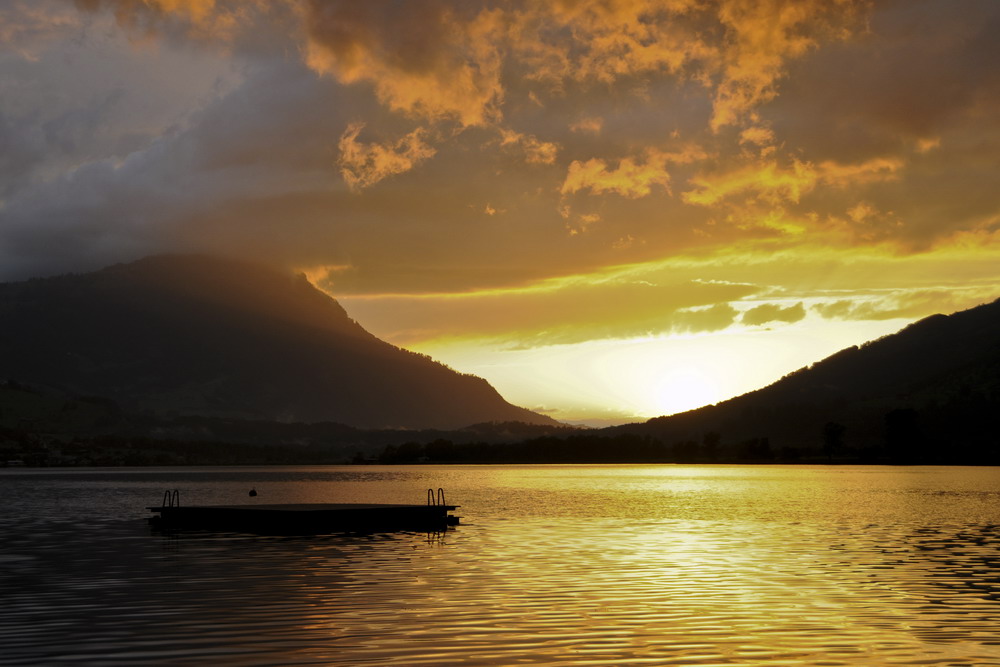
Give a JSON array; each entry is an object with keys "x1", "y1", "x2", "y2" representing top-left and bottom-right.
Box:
[
  {"x1": 161, "y1": 489, "x2": 180, "y2": 507},
  {"x1": 427, "y1": 488, "x2": 447, "y2": 506}
]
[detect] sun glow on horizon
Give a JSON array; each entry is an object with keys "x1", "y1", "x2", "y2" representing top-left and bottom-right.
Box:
[
  {"x1": 652, "y1": 367, "x2": 723, "y2": 417},
  {"x1": 404, "y1": 315, "x2": 915, "y2": 424},
  {"x1": 3, "y1": 1, "x2": 999, "y2": 425}
]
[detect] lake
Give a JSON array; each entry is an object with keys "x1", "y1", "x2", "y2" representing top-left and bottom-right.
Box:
[{"x1": 1, "y1": 464, "x2": 999, "y2": 665}]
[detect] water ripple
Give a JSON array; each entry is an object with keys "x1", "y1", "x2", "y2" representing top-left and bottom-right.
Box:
[{"x1": 2, "y1": 465, "x2": 1000, "y2": 665}]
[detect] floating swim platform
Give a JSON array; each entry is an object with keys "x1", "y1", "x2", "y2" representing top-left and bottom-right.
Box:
[{"x1": 148, "y1": 489, "x2": 459, "y2": 533}]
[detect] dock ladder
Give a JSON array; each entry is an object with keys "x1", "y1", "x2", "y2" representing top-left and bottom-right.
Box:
[{"x1": 161, "y1": 489, "x2": 180, "y2": 508}]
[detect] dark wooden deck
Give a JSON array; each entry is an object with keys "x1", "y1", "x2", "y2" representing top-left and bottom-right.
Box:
[{"x1": 147, "y1": 502, "x2": 460, "y2": 533}]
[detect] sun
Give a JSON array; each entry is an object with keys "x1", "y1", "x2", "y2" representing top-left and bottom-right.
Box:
[
  {"x1": 651, "y1": 366, "x2": 723, "y2": 416},
  {"x1": 411, "y1": 315, "x2": 916, "y2": 424}
]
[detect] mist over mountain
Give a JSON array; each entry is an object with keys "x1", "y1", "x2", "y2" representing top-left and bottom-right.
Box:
[
  {"x1": 5, "y1": 253, "x2": 998, "y2": 464},
  {"x1": 0, "y1": 255, "x2": 555, "y2": 430},
  {"x1": 612, "y1": 299, "x2": 1000, "y2": 462}
]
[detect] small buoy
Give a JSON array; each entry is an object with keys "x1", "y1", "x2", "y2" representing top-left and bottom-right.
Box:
[{"x1": 249, "y1": 488, "x2": 257, "y2": 497}]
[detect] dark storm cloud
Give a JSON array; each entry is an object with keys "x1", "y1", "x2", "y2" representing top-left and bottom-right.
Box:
[
  {"x1": 1, "y1": 0, "x2": 998, "y2": 323},
  {"x1": 0, "y1": 60, "x2": 355, "y2": 279}
]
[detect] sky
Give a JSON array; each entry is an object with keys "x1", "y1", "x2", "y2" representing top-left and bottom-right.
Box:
[{"x1": 1, "y1": 0, "x2": 999, "y2": 424}]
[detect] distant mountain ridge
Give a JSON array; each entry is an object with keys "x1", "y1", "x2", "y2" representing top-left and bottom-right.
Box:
[
  {"x1": 0, "y1": 254, "x2": 555, "y2": 430},
  {"x1": 613, "y1": 298, "x2": 1000, "y2": 460}
]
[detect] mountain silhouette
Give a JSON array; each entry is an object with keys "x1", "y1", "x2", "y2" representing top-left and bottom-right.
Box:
[
  {"x1": 0, "y1": 255, "x2": 555, "y2": 429},
  {"x1": 615, "y1": 299, "x2": 1000, "y2": 460}
]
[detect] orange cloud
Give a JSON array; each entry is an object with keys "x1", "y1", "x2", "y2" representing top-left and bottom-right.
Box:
[
  {"x1": 340, "y1": 275, "x2": 754, "y2": 349},
  {"x1": 513, "y1": 0, "x2": 715, "y2": 87},
  {"x1": 562, "y1": 153, "x2": 671, "y2": 199},
  {"x1": 562, "y1": 145, "x2": 707, "y2": 199},
  {"x1": 570, "y1": 116, "x2": 604, "y2": 134},
  {"x1": 337, "y1": 123, "x2": 436, "y2": 190},
  {"x1": 820, "y1": 201, "x2": 904, "y2": 244},
  {"x1": 818, "y1": 157, "x2": 904, "y2": 187},
  {"x1": 916, "y1": 137, "x2": 941, "y2": 153},
  {"x1": 684, "y1": 156, "x2": 904, "y2": 207},
  {"x1": 299, "y1": 0, "x2": 872, "y2": 141},
  {"x1": 303, "y1": 1, "x2": 504, "y2": 127},
  {"x1": 332, "y1": 243, "x2": 1000, "y2": 349},
  {"x1": 711, "y1": 0, "x2": 867, "y2": 130},
  {"x1": 684, "y1": 159, "x2": 816, "y2": 206},
  {"x1": 564, "y1": 212, "x2": 602, "y2": 237},
  {"x1": 499, "y1": 129, "x2": 559, "y2": 165},
  {"x1": 75, "y1": 0, "x2": 873, "y2": 138},
  {"x1": 739, "y1": 126, "x2": 775, "y2": 147},
  {"x1": 510, "y1": 0, "x2": 867, "y2": 131},
  {"x1": 25, "y1": 0, "x2": 998, "y2": 308},
  {"x1": 847, "y1": 202, "x2": 878, "y2": 223}
]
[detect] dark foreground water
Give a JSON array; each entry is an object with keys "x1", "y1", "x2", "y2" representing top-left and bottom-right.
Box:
[{"x1": 1, "y1": 465, "x2": 999, "y2": 665}]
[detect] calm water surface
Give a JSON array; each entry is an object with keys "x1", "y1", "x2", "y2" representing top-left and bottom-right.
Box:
[{"x1": 1, "y1": 465, "x2": 999, "y2": 665}]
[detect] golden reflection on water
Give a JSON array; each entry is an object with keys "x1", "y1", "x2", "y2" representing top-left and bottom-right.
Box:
[{"x1": 1, "y1": 465, "x2": 1000, "y2": 665}]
